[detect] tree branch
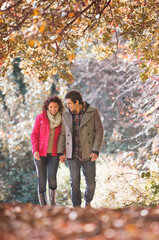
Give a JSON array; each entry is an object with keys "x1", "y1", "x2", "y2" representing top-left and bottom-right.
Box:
[
  {"x1": 99, "y1": 0, "x2": 112, "y2": 15},
  {"x1": 55, "y1": 0, "x2": 103, "y2": 39},
  {"x1": 0, "y1": 0, "x2": 23, "y2": 12},
  {"x1": 41, "y1": 0, "x2": 57, "y2": 16},
  {"x1": 109, "y1": 5, "x2": 119, "y2": 49},
  {"x1": 123, "y1": 175, "x2": 151, "y2": 204},
  {"x1": 83, "y1": 0, "x2": 112, "y2": 32}
]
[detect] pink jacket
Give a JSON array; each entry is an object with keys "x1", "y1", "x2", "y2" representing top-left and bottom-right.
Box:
[{"x1": 31, "y1": 111, "x2": 61, "y2": 156}]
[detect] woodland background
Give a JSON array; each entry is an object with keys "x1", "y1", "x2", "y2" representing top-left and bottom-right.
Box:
[{"x1": 0, "y1": 0, "x2": 159, "y2": 209}]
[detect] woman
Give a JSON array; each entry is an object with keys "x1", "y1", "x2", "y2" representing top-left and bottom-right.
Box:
[{"x1": 31, "y1": 95, "x2": 64, "y2": 206}]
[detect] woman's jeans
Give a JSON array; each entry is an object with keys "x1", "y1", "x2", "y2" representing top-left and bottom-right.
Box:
[
  {"x1": 34, "y1": 154, "x2": 59, "y2": 193},
  {"x1": 68, "y1": 158, "x2": 96, "y2": 207}
]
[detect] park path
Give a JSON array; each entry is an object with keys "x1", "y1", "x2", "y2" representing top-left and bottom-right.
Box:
[{"x1": 0, "y1": 203, "x2": 159, "y2": 240}]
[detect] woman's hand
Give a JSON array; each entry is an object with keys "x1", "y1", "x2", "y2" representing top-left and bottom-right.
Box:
[{"x1": 34, "y1": 152, "x2": 40, "y2": 160}]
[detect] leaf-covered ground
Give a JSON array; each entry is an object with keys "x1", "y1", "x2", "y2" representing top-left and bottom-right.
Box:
[{"x1": 0, "y1": 203, "x2": 159, "y2": 240}]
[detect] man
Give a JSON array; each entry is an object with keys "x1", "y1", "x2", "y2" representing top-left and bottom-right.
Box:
[{"x1": 57, "y1": 90, "x2": 104, "y2": 207}]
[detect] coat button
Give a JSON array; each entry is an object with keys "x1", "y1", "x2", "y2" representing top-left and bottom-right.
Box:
[
  {"x1": 67, "y1": 134, "x2": 70, "y2": 136},
  {"x1": 89, "y1": 141, "x2": 91, "y2": 144},
  {"x1": 67, "y1": 143, "x2": 69, "y2": 145},
  {"x1": 88, "y1": 133, "x2": 89, "y2": 135}
]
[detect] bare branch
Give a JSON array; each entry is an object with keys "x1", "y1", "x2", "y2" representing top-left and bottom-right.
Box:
[
  {"x1": 55, "y1": 0, "x2": 105, "y2": 39},
  {"x1": 109, "y1": 5, "x2": 119, "y2": 49},
  {"x1": 123, "y1": 175, "x2": 151, "y2": 204},
  {"x1": 2, "y1": 8, "x2": 33, "y2": 37},
  {"x1": 83, "y1": 0, "x2": 112, "y2": 32},
  {"x1": 41, "y1": 0, "x2": 57, "y2": 16},
  {"x1": 99, "y1": 0, "x2": 112, "y2": 15},
  {"x1": 0, "y1": 0, "x2": 23, "y2": 12}
]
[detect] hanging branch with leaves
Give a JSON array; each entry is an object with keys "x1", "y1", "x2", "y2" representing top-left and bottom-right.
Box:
[{"x1": 0, "y1": 0, "x2": 158, "y2": 81}]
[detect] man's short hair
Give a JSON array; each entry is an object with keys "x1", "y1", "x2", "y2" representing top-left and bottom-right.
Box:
[{"x1": 65, "y1": 90, "x2": 83, "y2": 104}]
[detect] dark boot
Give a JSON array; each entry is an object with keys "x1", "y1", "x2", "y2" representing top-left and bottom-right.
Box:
[
  {"x1": 38, "y1": 192, "x2": 47, "y2": 206},
  {"x1": 85, "y1": 202, "x2": 91, "y2": 208},
  {"x1": 49, "y1": 189, "x2": 56, "y2": 206}
]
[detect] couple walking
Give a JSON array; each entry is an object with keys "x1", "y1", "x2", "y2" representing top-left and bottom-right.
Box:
[{"x1": 31, "y1": 90, "x2": 104, "y2": 207}]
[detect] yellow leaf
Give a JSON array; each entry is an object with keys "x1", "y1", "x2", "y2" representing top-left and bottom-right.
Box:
[
  {"x1": 33, "y1": 8, "x2": 39, "y2": 16},
  {"x1": 37, "y1": 42, "x2": 41, "y2": 47},
  {"x1": 39, "y1": 24, "x2": 45, "y2": 33},
  {"x1": 56, "y1": 35, "x2": 62, "y2": 42},
  {"x1": 72, "y1": 26, "x2": 76, "y2": 31},
  {"x1": 68, "y1": 12, "x2": 75, "y2": 18},
  {"x1": 75, "y1": 18, "x2": 81, "y2": 24},
  {"x1": 9, "y1": 32, "x2": 15, "y2": 41},
  {"x1": 56, "y1": 27, "x2": 63, "y2": 34},
  {"x1": 69, "y1": 53, "x2": 75, "y2": 63},
  {"x1": 27, "y1": 40, "x2": 36, "y2": 47}
]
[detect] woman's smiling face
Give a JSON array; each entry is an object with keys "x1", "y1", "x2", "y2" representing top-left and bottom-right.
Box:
[{"x1": 48, "y1": 102, "x2": 59, "y2": 115}]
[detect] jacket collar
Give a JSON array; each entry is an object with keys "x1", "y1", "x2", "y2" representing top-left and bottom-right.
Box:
[
  {"x1": 63, "y1": 104, "x2": 95, "y2": 129},
  {"x1": 42, "y1": 110, "x2": 49, "y2": 122},
  {"x1": 80, "y1": 105, "x2": 95, "y2": 127},
  {"x1": 63, "y1": 111, "x2": 73, "y2": 131}
]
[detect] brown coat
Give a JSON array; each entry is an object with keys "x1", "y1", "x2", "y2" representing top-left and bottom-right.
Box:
[{"x1": 57, "y1": 105, "x2": 104, "y2": 160}]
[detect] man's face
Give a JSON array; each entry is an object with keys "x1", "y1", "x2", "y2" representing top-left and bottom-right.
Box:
[{"x1": 66, "y1": 98, "x2": 78, "y2": 112}]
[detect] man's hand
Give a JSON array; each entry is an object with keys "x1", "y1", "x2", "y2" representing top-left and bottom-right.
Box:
[
  {"x1": 90, "y1": 153, "x2": 98, "y2": 161},
  {"x1": 34, "y1": 152, "x2": 40, "y2": 160},
  {"x1": 59, "y1": 154, "x2": 66, "y2": 163}
]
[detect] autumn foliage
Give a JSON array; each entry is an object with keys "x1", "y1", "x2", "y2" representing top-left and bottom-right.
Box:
[{"x1": 0, "y1": 0, "x2": 158, "y2": 81}]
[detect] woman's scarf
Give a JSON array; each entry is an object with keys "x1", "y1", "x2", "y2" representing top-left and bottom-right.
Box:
[{"x1": 47, "y1": 110, "x2": 61, "y2": 129}]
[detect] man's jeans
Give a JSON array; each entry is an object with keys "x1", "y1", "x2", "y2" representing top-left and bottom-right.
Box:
[
  {"x1": 68, "y1": 158, "x2": 96, "y2": 207},
  {"x1": 34, "y1": 154, "x2": 59, "y2": 193}
]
